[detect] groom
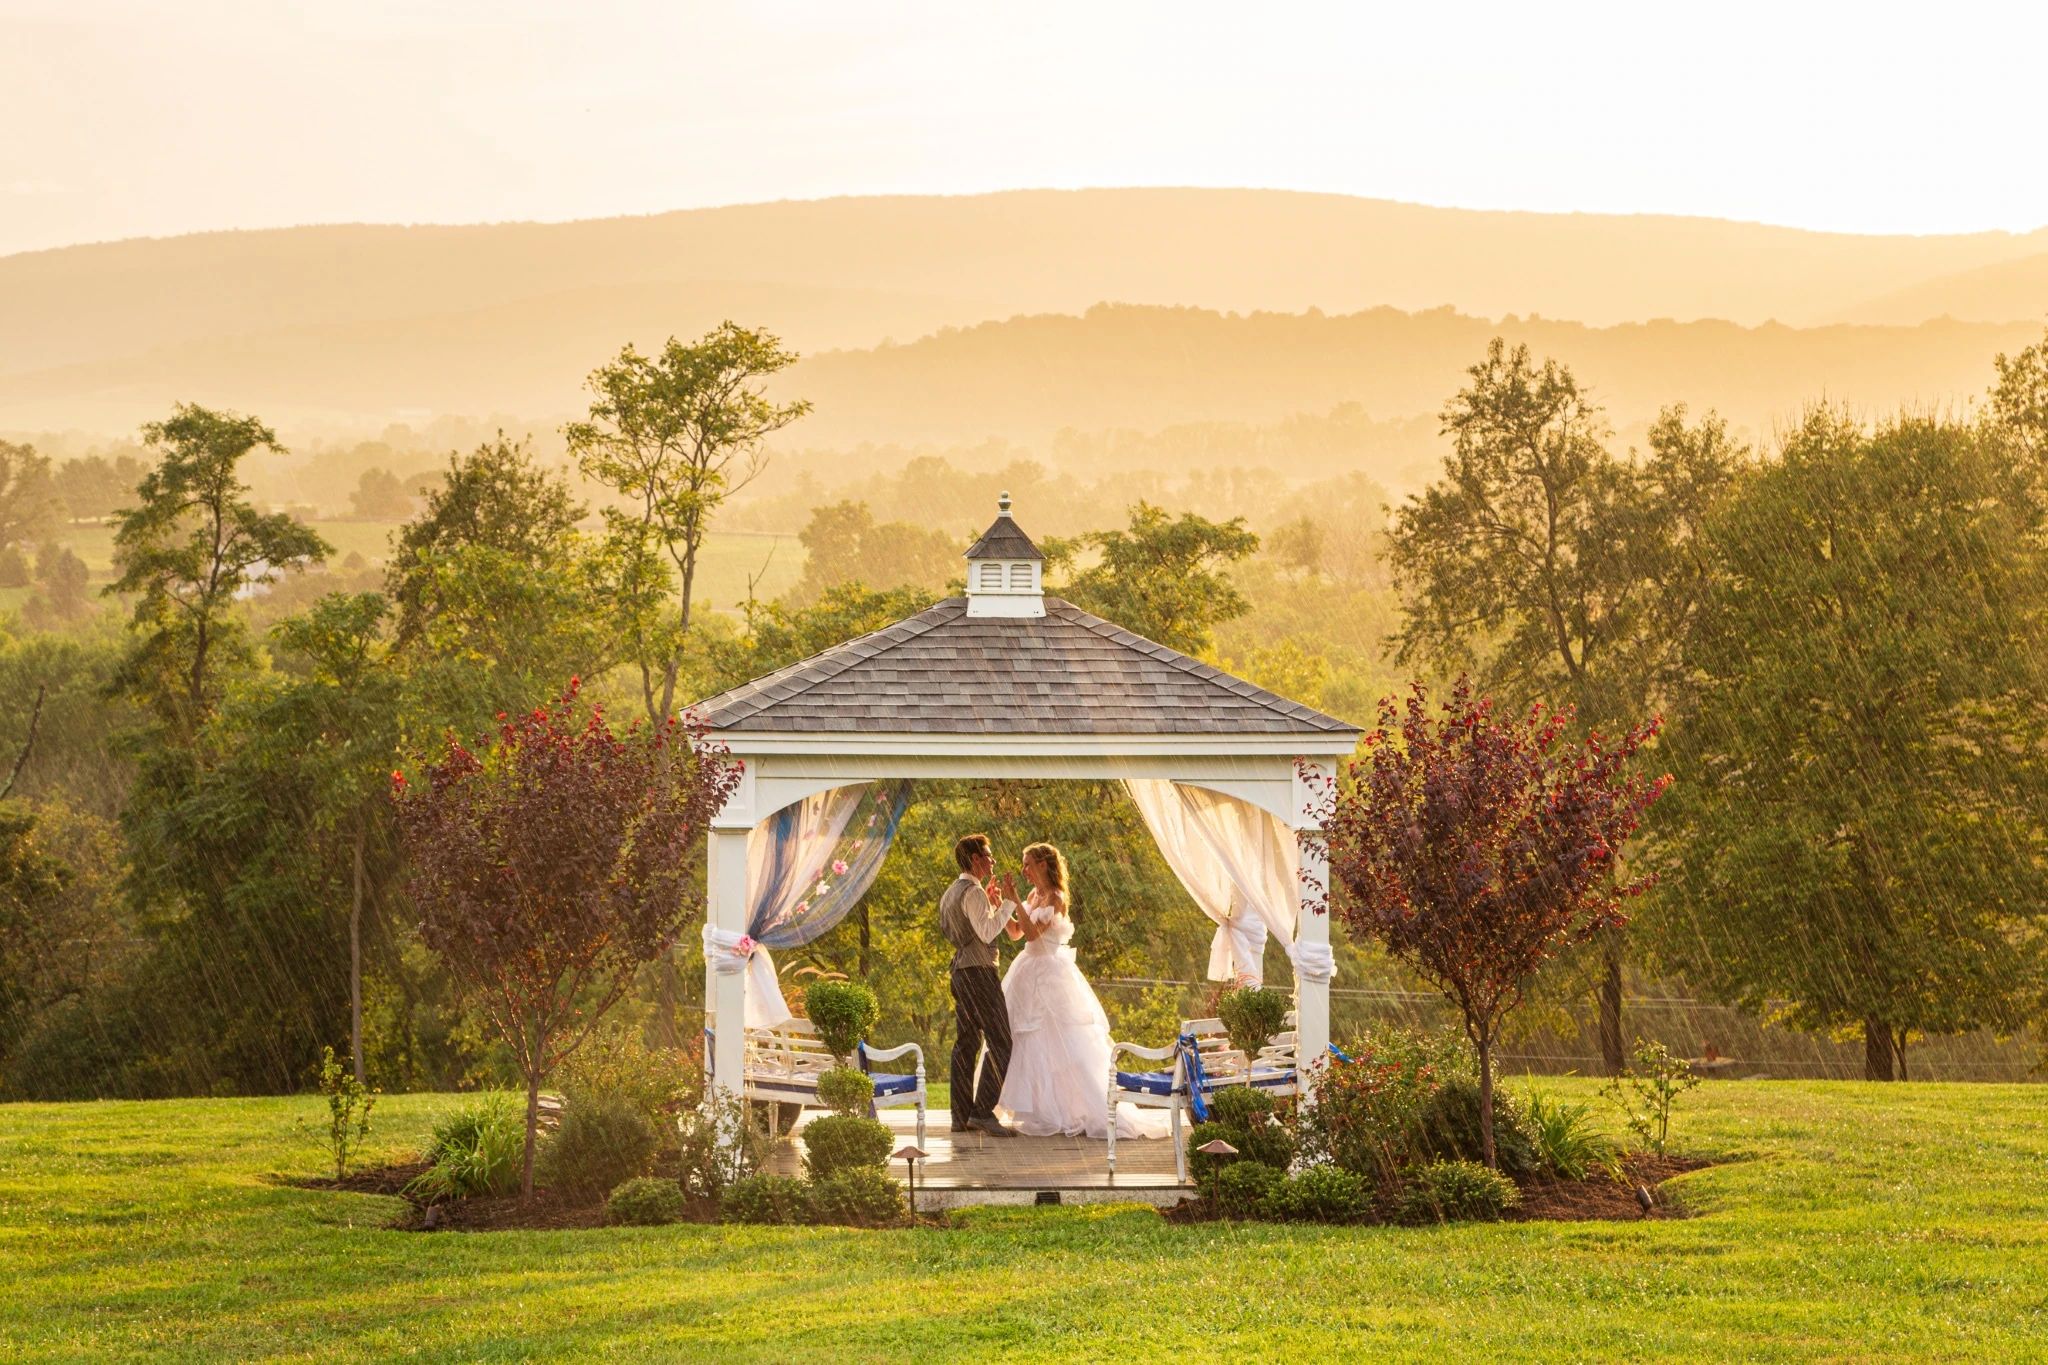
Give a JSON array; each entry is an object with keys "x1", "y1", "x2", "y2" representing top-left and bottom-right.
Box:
[{"x1": 940, "y1": 833, "x2": 1024, "y2": 1137}]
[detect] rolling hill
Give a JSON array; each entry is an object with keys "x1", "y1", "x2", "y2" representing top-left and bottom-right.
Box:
[{"x1": 6, "y1": 189, "x2": 2048, "y2": 436}]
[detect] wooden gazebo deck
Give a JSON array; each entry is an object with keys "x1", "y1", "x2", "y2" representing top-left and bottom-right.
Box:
[{"x1": 767, "y1": 1107, "x2": 1192, "y2": 1208}]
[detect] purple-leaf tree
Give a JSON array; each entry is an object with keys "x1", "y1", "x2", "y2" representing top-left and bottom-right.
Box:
[
  {"x1": 1322, "y1": 677, "x2": 1668, "y2": 1169},
  {"x1": 393, "y1": 679, "x2": 741, "y2": 1198}
]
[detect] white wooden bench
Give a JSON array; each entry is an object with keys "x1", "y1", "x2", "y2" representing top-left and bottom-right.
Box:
[
  {"x1": 1106, "y1": 1012, "x2": 1300, "y2": 1181},
  {"x1": 734, "y1": 1017, "x2": 929, "y2": 1148}
]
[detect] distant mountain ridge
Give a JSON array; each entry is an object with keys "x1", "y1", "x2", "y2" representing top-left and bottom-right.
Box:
[{"x1": 3, "y1": 188, "x2": 2044, "y2": 437}]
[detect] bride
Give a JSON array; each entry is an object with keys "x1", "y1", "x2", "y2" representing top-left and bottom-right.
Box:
[{"x1": 997, "y1": 841, "x2": 1171, "y2": 1140}]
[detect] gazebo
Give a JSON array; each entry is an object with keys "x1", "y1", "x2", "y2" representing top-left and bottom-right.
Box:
[{"x1": 693, "y1": 495, "x2": 1361, "y2": 1159}]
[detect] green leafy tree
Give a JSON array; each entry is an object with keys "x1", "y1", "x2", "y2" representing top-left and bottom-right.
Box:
[
  {"x1": 1989, "y1": 324, "x2": 2048, "y2": 471},
  {"x1": 1388, "y1": 340, "x2": 1747, "y2": 1069},
  {"x1": 106, "y1": 405, "x2": 329, "y2": 729},
  {"x1": 566, "y1": 323, "x2": 811, "y2": 722},
  {"x1": 0, "y1": 440, "x2": 59, "y2": 550},
  {"x1": 1654, "y1": 411, "x2": 2048, "y2": 1078},
  {"x1": 792, "y1": 501, "x2": 960, "y2": 604},
  {"x1": 348, "y1": 467, "x2": 412, "y2": 520},
  {"x1": 1048, "y1": 502, "x2": 1258, "y2": 654},
  {"x1": 270, "y1": 593, "x2": 404, "y2": 1081}
]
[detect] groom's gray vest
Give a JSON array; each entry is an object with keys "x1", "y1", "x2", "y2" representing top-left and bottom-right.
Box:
[{"x1": 939, "y1": 875, "x2": 998, "y2": 971}]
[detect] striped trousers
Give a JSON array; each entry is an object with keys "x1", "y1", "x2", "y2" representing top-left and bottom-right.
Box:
[{"x1": 950, "y1": 966, "x2": 1012, "y2": 1123}]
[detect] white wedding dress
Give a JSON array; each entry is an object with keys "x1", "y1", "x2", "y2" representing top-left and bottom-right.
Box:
[{"x1": 998, "y1": 896, "x2": 1171, "y2": 1140}]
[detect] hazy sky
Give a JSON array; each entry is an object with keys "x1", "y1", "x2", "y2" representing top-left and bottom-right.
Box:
[{"x1": 4, "y1": 1, "x2": 2043, "y2": 256}]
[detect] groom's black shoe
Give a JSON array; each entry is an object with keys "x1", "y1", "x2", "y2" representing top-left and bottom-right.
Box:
[{"x1": 968, "y1": 1116, "x2": 1018, "y2": 1138}]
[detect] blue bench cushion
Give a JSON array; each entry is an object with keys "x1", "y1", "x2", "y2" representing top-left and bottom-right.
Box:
[
  {"x1": 1115, "y1": 1066, "x2": 1297, "y2": 1097},
  {"x1": 868, "y1": 1071, "x2": 920, "y2": 1098}
]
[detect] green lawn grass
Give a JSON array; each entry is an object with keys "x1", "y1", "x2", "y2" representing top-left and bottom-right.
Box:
[{"x1": 3, "y1": 1080, "x2": 2045, "y2": 1362}]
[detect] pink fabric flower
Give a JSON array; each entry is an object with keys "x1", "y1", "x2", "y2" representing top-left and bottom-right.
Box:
[
  {"x1": 795, "y1": 901, "x2": 809, "y2": 916},
  {"x1": 832, "y1": 859, "x2": 850, "y2": 876},
  {"x1": 734, "y1": 935, "x2": 755, "y2": 957}
]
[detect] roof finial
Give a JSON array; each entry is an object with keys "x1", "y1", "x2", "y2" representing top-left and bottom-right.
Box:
[{"x1": 998, "y1": 490, "x2": 1012, "y2": 518}]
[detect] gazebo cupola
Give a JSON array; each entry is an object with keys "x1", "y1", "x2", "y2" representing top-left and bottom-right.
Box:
[{"x1": 963, "y1": 491, "x2": 1044, "y2": 618}]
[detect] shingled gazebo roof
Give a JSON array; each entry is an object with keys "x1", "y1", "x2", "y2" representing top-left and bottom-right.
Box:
[{"x1": 694, "y1": 596, "x2": 1354, "y2": 736}]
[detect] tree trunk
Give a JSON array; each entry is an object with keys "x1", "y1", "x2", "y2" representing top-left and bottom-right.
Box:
[
  {"x1": 1476, "y1": 1032, "x2": 1497, "y2": 1170},
  {"x1": 1598, "y1": 930, "x2": 1625, "y2": 1075},
  {"x1": 350, "y1": 823, "x2": 365, "y2": 1083},
  {"x1": 1863, "y1": 1017, "x2": 1896, "y2": 1081},
  {"x1": 858, "y1": 905, "x2": 871, "y2": 980},
  {"x1": 1894, "y1": 1029, "x2": 1909, "y2": 1082},
  {"x1": 522, "y1": 1068, "x2": 543, "y2": 1200}
]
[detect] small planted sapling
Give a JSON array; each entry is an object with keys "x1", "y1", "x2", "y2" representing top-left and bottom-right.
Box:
[{"x1": 1604, "y1": 1038, "x2": 1700, "y2": 1155}]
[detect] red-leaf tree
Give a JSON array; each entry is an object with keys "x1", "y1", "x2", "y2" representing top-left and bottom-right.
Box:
[
  {"x1": 393, "y1": 679, "x2": 741, "y2": 1197},
  {"x1": 1321, "y1": 677, "x2": 1668, "y2": 1168}
]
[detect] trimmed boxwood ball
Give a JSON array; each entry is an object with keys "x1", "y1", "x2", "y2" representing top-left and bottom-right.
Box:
[
  {"x1": 1213, "y1": 1159, "x2": 1284, "y2": 1218},
  {"x1": 801, "y1": 1113, "x2": 893, "y2": 1179},
  {"x1": 720, "y1": 1173, "x2": 811, "y2": 1225},
  {"x1": 803, "y1": 980, "x2": 880, "y2": 1061},
  {"x1": 809, "y1": 1167, "x2": 907, "y2": 1227},
  {"x1": 815, "y1": 1066, "x2": 876, "y2": 1116},
  {"x1": 1396, "y1": 1159, "x2": 1522, "y2": 1224},
  {"x1": 1267, "y1": 1165, "x2": 1368, "y2": 1223},
  {"x1": 606, "y1": 1176, "x2": 685, "y2": 1226},
  {"x1": 1207, "y1": 1084, "x2": 1275, "y2": 1131},
  {"x1": 1217, "y1": 985, "x2": 1290, "y2": 1058}
]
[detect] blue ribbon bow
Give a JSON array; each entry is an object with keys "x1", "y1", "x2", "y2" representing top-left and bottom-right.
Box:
[{"x1": 1176, "y1": 1032, "x2": 1211, "y2": 1122}]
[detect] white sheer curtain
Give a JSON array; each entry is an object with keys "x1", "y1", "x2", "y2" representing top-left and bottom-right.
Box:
[
  {"x1": 703, "y1": 784, "x2": 868, "y2": 1029},
  {"x1": 1125, "y1": 779, "x2": 1334, "y2": 988}
]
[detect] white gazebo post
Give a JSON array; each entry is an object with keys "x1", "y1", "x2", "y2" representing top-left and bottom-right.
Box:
[
  {"x1": 705, "y1": 772, "x2": 754, "y2": 1101},
  {"x1": 1291, "y1": 758, "x2": 1335, "y2": 1088}
]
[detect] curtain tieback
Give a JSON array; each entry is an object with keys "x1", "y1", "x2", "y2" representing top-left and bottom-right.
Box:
[
  {"x1": 1288, "y1": 940, "x2": 1336, "y2": 984},
  {"x1": 702, "y1": 924, "x2": 761, "y2": 974}
]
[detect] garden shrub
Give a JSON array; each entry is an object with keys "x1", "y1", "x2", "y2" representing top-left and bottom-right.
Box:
[
  {"x1": 1187, "y1": 1115, "x2": 1294, "y2": 1182},
  {"x1": 1207, "y1": 1084, "x2": 1275, "y2": 1130},
  {"x1": 801, "y1": 1113, "x2": 893, "y2": 1179},
  {"x1": 809, "y1": 1167, "x2": 907, "y2": 1226},
  {"x1": 1217, "y1": 985, "x2": 1290, "y2": 1057},
  {"x1": 1604, "y1": 1038, "x2": 1700, "y2": 1154},
  {"x1": 405, "y1": 1092, "x2": 523, "y2": 1201},
  {"x1": 606, "y1": 1176, "x2": 686, "y2": 1226},
  {"x1": 540, "y1": 1091, "x2": 658, "y2": 1200},
  {"x1": 556, "y1": 1019, "x2": 697, "y2": 1137},
  {"x1": 1524, "y1": 1089, "x2": 1622, "y2": 1180},
  {"x1": 1416, "y1": 1078, "x2": 1538, "y2": 1178},
  {"x1": 1296, "y1": 1026, "x2": 1470, "y2": 1186},
  {"x1": 311, "y1": 1045, "x2": 376, "y2": 1180},
  {"x1": 815, "y1": 1066, "x2": 875, "y2": 1116},
  {"x1": 1267, "y1": 1165, "x2": 1368, "y2": 1223},
  {"x1": 803, "y1": 980, "x2": 879, "y2": 1061},
  {"x1": 677, "y1": 1088, "x2": 786, "y2": 1200},
  {"x1": 1396, "y1": 1159, "x2": 1521, "y2": 1224},
  {"x1": 721, "y1": 1173, "x2": 811, "y2": 1225},
  {"x1": 1105, "y1": 982, "x2": 1183, "y2": 1050},
  {"x1": 1213, "y1": 1159, "x2": 1284, "y2": 1217}
]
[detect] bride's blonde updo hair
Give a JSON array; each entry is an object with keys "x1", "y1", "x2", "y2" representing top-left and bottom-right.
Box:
[{"x1": 1022, "y1": 841, "x2": 1068, "y2": 896}]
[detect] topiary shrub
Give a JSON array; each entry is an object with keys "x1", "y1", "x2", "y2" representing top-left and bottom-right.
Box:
[
  {"x1": 405, "y1": 1092, "x2": 523, "y2": 1202},
  {"x1": 606, "y1": 1175, "x2": 686, "y2": 1226},
  {"x1": 801, "y1": 1113, "x2": 893, "y2": 1179},
  {"x1": 815, "y1": 1066, "x2": 876, "y2": 1116},
  {"x1": 1266, "y1": 1165, "x2": 1368, "y2": 1223},
  {"x1": 1217, "y1": 985, "x2": 1290, "y2": 1057},
  {"x1": 1213, "y1": 1159, "x2": 1284, "y2": 1218},
  {"x1": 803, "y1": 980, "x2": 880, "y2": 1061},
  {"x1": 720, "y1": 1173, "x2": 811, "y2": 1225},
  {"x1": 540, "y1": 1091, "x2": 658, "y2": 1201},
  {"x1": 1416, "y1": 1078, "x2": 1539, "y2": 1178},
  {"x1": 809, "y1": 1167, "x2": 907, "y2": 1227},
  {"x1": 1187, "y1": 1109, "x2": 1295, "y2": 1183},
  {"x1": 1207, "y1": 1084, "x2": 1275, "y2": 1130},
  {"x1": 1396, "y1": 1159, "x2": 1521, "y2": 1224}
]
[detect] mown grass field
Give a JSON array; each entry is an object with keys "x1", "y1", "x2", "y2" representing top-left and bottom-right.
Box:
[{"x1": 2, "y1": 1080, "x2": 2044, "y2": 1362}]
